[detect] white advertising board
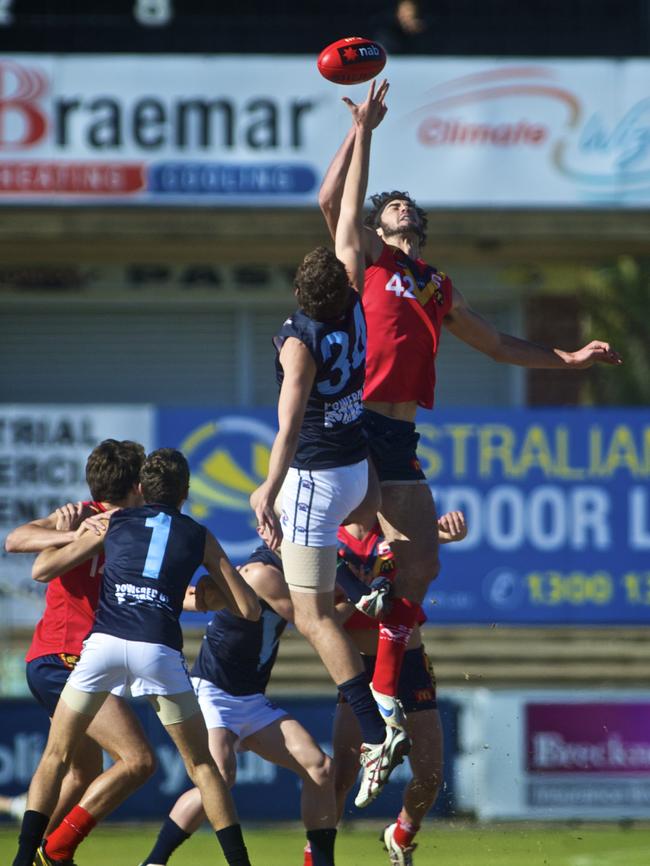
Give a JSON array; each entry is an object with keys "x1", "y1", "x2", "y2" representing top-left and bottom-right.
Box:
[
  {"x1": 455, "y1": 689, "x2": 650, "y2": 819},
  {"x1": 0, "y1": 55, "x2": 648, "y2": 206},
  {"x1": 0, "y1": 406, "x2": 154, "y2": 628}
]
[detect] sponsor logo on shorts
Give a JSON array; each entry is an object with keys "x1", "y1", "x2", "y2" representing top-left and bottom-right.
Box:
[
  {"x1": 414, "y1": 688, "x2": 434, "y2": 703},
  {"x1": 58, "y1": 653, "x2": 80, "y2": 670}
]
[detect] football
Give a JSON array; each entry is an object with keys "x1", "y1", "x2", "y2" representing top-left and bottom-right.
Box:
[{"x1": 317, "y1": 36, "x2": 386, "y2": 85}]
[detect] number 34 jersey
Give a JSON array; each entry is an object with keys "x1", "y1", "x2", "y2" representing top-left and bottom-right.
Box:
[
  {"x1": 92, "y1": 504, "x2": 206, "y2": 652},
  {"x1": 274, "y1": 290, "x2": 368, "y2": 471}
]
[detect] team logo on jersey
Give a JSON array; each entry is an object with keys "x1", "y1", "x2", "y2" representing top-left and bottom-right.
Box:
[{"x1": 178, "y1": 415, "x2": 277, "y2": 559}]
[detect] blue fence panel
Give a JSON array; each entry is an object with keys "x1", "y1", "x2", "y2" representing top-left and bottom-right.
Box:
[
  {"x1": 0, "y1": 698, "x2": 457, "y2": 823},
  {"x1": 158, "y1": 407, "x2": 650, "y2": 625}
]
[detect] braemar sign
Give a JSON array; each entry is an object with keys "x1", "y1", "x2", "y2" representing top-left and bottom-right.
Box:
[{"x1": 0, "y1": 54, "x2": 649, "y2": 204}]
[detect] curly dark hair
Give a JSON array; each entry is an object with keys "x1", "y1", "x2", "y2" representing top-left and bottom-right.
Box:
[
  {"x1": 294, "y1": 246, "x2": 351, "y2": 321},
  {"x1": 364, "y1": 190, "x2": 428, "y2": 246},
  {"x1": 86, "y1": 439, "x2": 145, "y2": 502},
  {"x1": 140, "y1": 448, "x2": 190, "y2": 507}
]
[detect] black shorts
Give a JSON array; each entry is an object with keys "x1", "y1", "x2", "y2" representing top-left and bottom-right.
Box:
[
  {"x1": 26, "y1": 653, "x2": 79, "y2": 716},
  {"x1": 363, "y1": 409, "x2": 426, "y2": 483},
  {"x1": 339, "y1": 646, "x2": 437, "y2": 713}
]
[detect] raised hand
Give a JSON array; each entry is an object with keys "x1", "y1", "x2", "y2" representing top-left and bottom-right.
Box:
[
  {"x1": 438, "y1": 510, "x2": 468, "y2": 544},
  {"x1": 249, "y1": 483, "x2": 283, "y2": 551},
  {"x1": 342, "y1": 78, "x2": 389, "y2": 131},
  {"x1": 55, "y1": 501, "x2": 85, "y2": 532}
]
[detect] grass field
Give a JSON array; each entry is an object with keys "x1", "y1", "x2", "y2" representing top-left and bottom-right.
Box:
[{"x1": 2, "y1": 823, "x2": 650, "y2": 866}]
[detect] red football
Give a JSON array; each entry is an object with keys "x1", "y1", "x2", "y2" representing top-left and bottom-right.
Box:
[{"x1": 317, "y1": 36, "x2": 386, "y2": 85}]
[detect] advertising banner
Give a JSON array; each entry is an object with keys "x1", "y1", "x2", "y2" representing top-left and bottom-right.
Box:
[
  {"x1": 0, "y1": 406, "x2": 154, "y2": 628},
  {"x1": 0, "y1": 55, "x2": 649, "y2": 206},
  {"x1": 0, "y1": 697, "x2": 456, "y2": 822},
  {"x1": 455, "y1": 689, "x2": 650, "y2": 819},
  {"x1": 158, "y1": 406, "x2": 650, "y2": 625}
]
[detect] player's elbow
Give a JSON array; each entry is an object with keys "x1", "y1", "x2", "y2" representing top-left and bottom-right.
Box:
[
  {"x1": 4, "y1": 531, "x2": 20, "y2": 553},
  {"x1": 32, "y1": 560, "x2": 52, "y2": 583}
]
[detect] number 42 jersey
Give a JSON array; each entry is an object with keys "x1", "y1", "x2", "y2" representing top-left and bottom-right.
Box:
[
  {"x1": 274, "y1": 291, "x2": 368, "y2": 471},
  {"x1": 92, "y1": 504, "x2": 206, "y2": 652}
]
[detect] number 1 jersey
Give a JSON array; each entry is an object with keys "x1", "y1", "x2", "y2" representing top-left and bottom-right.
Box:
[{"x1": 92, "y1": 504, "x2": 206, "y2": 651}]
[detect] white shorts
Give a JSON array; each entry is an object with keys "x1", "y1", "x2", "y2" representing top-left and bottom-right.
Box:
[
  {"x1": 280, "y1": 459, "x2": 368, "y2": 547},
  {"x1": 68, "y1": 632, "x2": 194, "y2": 698},
  {"x1": 192, "y1": 677, "x2": 287, "y2": 742}
]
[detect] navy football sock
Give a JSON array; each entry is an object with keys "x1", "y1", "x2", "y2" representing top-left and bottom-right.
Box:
[
  {"x1": 141, "y1": 816, "x2": 191, "y2": 865},
  {"x1": 216, "y1": 823, "x2": 251, "y2": 866},
  {"x1": 338, "y1": 672, "x2": 386, "y2": 745},
  {"x1": 12, "y1": 809, "x2": 49, "y2": 866},
  {"x1": 335, "y1": 558, "x2": 366, "y2": 603},
  {"x1": 306, "y1": 828, "x2": 337, "y2": 866}
]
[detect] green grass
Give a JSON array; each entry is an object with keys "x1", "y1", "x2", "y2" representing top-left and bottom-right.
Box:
[{"x1": 2, "y1": 823, "x2": 650, "y2": 866}]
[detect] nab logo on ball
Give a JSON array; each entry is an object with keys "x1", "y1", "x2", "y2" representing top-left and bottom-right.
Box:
[
  {"x1": 179, "y1": 415, "x2": 276, "y2": 559},
  {"x1": 317, "y1": 36, "x2": 387, "y2": 85}
]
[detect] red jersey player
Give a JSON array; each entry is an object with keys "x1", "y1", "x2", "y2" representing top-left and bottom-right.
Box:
[
  {"x1": 5, "y1": 439, "x2": 156, "y2": 866},
  {"x1": 319, "y1": 94, "x2": 622, "y2": 733}
]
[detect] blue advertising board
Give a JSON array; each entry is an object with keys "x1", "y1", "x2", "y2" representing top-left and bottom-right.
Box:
[
  {"x1": 158, "y1": 407, "x2": 650, "y2": 625},
  {"x1": 0, "y1": 698, "x2": 456, "y2": 823}
]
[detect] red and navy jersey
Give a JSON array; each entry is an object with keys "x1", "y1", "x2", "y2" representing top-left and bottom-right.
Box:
[
  {"x1": 92, "y1": 504, "x2": 206, "y2": 652},
  {"x1": 274, "y1": 291, "x2": 368, "y2": 470},
  {"x1": 191, "y1": 544, "x2": 287, "y2": 696},
  {"x1": 26, "y1": 501, "x2": 107, "y2": 662},
  {"x1": 337, "y1": 523, "x2": 426, "y2": 631},
  {"x1": 363, "y1": 243, "x2": 453, "y2": 409}
]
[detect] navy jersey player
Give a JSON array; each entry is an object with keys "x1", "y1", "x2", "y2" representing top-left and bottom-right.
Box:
[
  {"x1": 249, "y1": 80, "x2": 408, "y2": 813},
  {"x1": 140, "y1": 543, "x2": 337, "y2": 866},
  {"x1": 11, "y1": 449, "x2": 260, "y2": 866}
]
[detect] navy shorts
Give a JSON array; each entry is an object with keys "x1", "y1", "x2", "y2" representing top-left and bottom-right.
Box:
[
  {"x1": 363, "y1": 409, "x2": 426, "y2": 483},
  {"x1": 339, "y1": 646, "x2": 437, "y2": 713},
  {"x1": 26, "y1": 653, "x2": 79, "y2": 716}
]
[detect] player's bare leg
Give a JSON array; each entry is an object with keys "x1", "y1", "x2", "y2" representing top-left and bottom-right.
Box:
[
  {"x1": 371, "y1": 484, "x2": 439, "y2": 724},
  {"x1": 331, "y1": 700, "x2": 364, "y2": 820},
  {"x1": 79, "y1": 695, "x2": 156, "y2": 815},
  {"x1": 140, "y1": 726, "x2": 240, "y2": 866},
  {"x1": 37, "y1": 695, "x2": 157, "y2": 864},
  {"x1": 290, "y1": 585, "x2": 409, "y2": 807},
  {"x1": 382, "y1": 708, "x2": 443, "y2": 865},
  {"x1": 12, "y1": 691, "x2": 106, "y2": 866},
  {"x1": 45, "y1": 734, "x2": 103, "y2": 832},
  {"x1": 245, "y1": 716, "x2": 335, "y2": 829},
  {"x1": 378, "y1": 484, "x2": 440, "y2": 605},
  {"x1": 245, "y1": 717, "x2": 337, "y2": 866},
  {"x1": 290, "y1": 588, "x2": 368, "y2": 684},
  {"x1": 163, "y1": 709, "x2": 252, "y2": 866}
]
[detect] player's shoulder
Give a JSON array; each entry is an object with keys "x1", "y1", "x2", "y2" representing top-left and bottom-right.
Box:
[{"x1": 242, "y1": 542, "x2": 283, "y2": 572}]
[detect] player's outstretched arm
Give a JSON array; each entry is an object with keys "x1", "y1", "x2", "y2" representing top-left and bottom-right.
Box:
[
  {"x1": 335, "y1": 79, "x2": 389, "y2": 293},
  {"x1": 319, "y1": 88, "x2": 387, "y2": 263},
  {"x1": 437, "y1": 510, "x2": 467, "y2": 544},
  {"x1": 249, "y1": 337, "x2": 316, "y2": 550},
  {"x1": 5, "y1": 501, "x2": 88, "y2": 553},
  {"x1": 203, "y1": 531, "x2": 261, "y2": 621},
  {"x1": 31, "y1": 521, "x2": 107, "y2": 583},
  {"x1": 444, "y1": 286, "x2": 622, "y2": 369}
]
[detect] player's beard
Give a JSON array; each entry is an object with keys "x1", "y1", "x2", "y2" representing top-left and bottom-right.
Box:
[{"x1": 379, "y1": 217, "x2": 421, "y2": 245}]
